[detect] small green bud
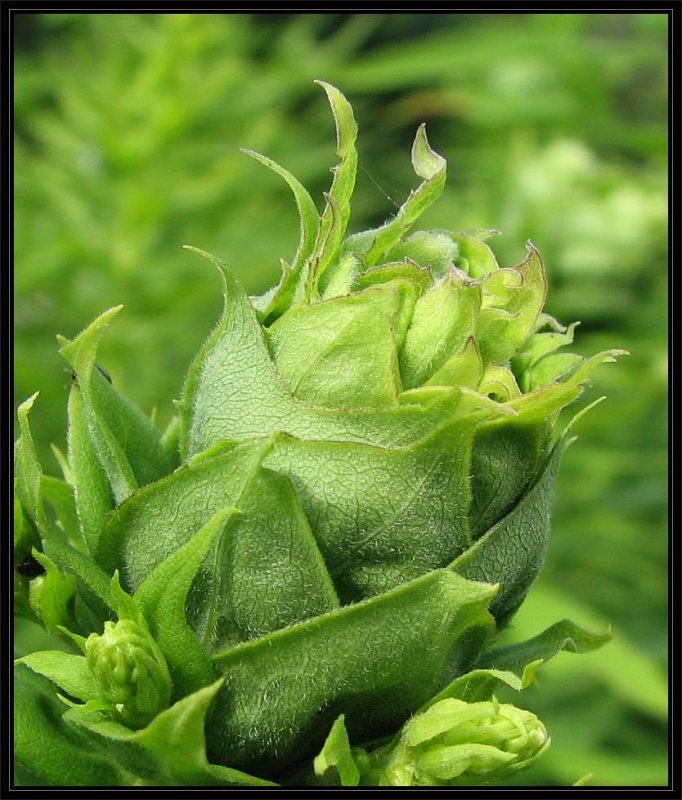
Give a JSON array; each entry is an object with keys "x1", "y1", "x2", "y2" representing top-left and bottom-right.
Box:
[
  {"x1": 366, "y1": 698, "x2": 549, "y2": 786},
  {"x1": 85, "y1": 618, "x2": 171, "y2": 728}
]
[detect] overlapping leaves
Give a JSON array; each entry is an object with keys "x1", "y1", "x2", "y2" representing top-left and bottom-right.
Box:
[{"x1": 13, "y1": 83, "x2": 621, "y2": 787}]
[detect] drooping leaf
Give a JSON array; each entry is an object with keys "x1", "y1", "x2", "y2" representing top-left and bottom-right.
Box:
[{"x1": 479, "y1": 618, "x2": 612, "y2": 673}]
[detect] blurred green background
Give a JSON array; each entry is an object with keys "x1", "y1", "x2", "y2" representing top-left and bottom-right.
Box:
[{"x1": 13, "y1": 12, "x2": 668, "y2": 787}]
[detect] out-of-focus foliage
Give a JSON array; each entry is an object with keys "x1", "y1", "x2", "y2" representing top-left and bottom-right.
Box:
[{"x1": 13, "y1": 12, "x2": 668, "y2": 786}]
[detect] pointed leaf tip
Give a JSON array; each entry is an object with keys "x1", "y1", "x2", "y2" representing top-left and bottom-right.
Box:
[
  {"x1": 412, "y1": 124, "x2": 447, "y2": 181},
  {"x1": 314, "y1": 80, "x2": 358, "y2": 154}
]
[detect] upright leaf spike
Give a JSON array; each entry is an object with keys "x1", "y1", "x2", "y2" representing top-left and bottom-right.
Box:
[{"x1": 306, "y1": 82, "x2": 359, "y2": 299}]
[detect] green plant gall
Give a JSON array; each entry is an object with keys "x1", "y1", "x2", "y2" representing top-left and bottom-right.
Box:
[{"x1": 13, "y1": 82, "x2": 621, "y2": 787}]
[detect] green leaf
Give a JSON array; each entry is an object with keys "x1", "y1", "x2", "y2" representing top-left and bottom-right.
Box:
[
  {"x1": 15, "y1": 393, "x2": 45, "y2": 527},
  {"x1": 265, "y1": 415, "x2": 480, "y2": 602},
  {"x1": 353, "y1": 259, "x2": 434, "y2": 295},
  {"x1": 363, "y1": 124, "x2": 447, "y2": 266},
  {"x1": 452, "y1": 434, "x2": 566, "y2": 625},
  {"x1": 179, "y1": 257, "x2": 465, "y2": 456},
  {"x1": 242, "y1": 149, "x2": 319, "y2": 275},
  {"x1": 424, "y1": 662, "x2": 543, "y2": 708},
  {"x1": 425, "y1": 336, "x2": 483, "y2": 389},
  {"x1": 15, "y1": 392, "x2": 113, "y2": 612},
  {"x1": 191, "y1": 468, "x2": 340, "y2": 651},
  {"x1": 133, "y1": 509, "x2": 234, "y2": 696},
  {"x1": 64, "y1": 680, "x2": 275, "y2": 786},
  {"x1": 14, "y1": 663, "x2": 127, "y2": 786},
  {"x1": 387, "y1": 230, "x2": 459, "y2": 275},
  {"x1": 59, "y1": 307, "x2": 172, "y2": 505},
  {"x1": 67, "y1": 383, "x2": 113, "y2": 553},
  {"x1": 503, "y1": 348, "x2": 627, "y2": 425},
  {"x1": 209, "y1": 569, "x2": 496, "y2": 776},
  {"x1": 480, "y1": 619, "x2": 612, "y2": 674},
  {"x1": 477, "y1": 243, "x2": 547, "y2": 366},
  {"x1": 511, "y1": 321, "x2": 579, "y2": 391},
  {"x1": 28, "y1": 549, "x2": 76, "y2": 634},
  {"x1": 99, "y1": 437, "x2": 340, "y2": 651},
  {"x1": 95, "y1": 438, "x2": 269, "y2": 586},
  {"x1": 506, "y1": 585, "x2": 667, "y2": 722},
  {"x1": 451, "y1": 232, "x2": 500, "y2": 279},
  {"x1": 14, "y1": 483, "x2": 39, "y2": 561},
  {"x1": 313, "y1": 715, "x2": 361, "y2": 786},
  {"x1": 468, "y1": 421, "x2": 548, "y2": 540},
  {"x1": 266, "y1": 284, "x2": 407, "y2": 408},
  {"x1": 398, "y1": 270, "x2": 481, "y2": 389},
  {"x1": 307, "y1": 81, "x2": 358, "y2": 298},
  {"x1": 17, "y1": 650, "x2": 98, "y2": 703},
  {"x1": 41, "y1": 474, "x2": 82, "y2": 549},
  {"x1": 242, "y1": 148, "x2": 319, "y2": 322}
]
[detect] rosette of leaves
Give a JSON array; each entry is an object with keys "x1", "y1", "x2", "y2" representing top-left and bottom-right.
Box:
[{"x1": 14, "y1": 83, "x2": 622, "y2": 787}]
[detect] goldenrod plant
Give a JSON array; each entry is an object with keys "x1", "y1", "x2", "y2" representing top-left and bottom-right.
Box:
[{"x1": 14, "y1": 83, "x2": 625, "y2": 787}]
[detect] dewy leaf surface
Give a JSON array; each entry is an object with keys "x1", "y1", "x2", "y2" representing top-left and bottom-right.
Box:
[{"x1": 209, "y1": 569, "x2": 496, "y2": 776}]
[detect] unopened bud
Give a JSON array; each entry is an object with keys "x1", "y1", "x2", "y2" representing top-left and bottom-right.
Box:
[{"x1": 85, "y1": 618, "x2": 171, "y2": 728}]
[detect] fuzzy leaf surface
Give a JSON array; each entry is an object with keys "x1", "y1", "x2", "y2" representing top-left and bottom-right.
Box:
[{"x1": 208, "y1": 569, "x2": 496, "y2": 776}]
